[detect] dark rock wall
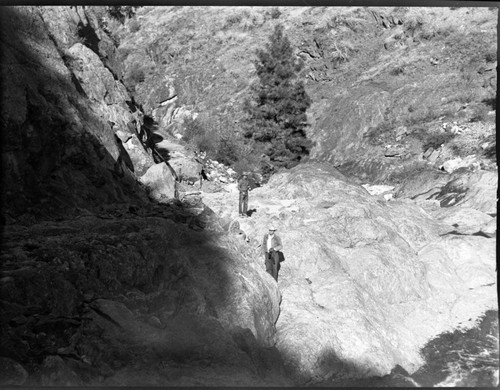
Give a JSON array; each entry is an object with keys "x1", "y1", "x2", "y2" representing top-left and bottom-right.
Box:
[
  {"x1": 1, "y1": 6, "x2": 146, "y2": 224},
  {"x1": 0, "y1": 7, "x2": 286, "y2": 386},
  {"x1": 1, "y1": 213, "x2": 285, "y2": 385}
]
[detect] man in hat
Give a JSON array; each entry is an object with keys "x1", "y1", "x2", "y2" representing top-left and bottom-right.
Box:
[
  {"x1": 262, "y1": 225, "x2": 283, "y2": 281},
  {"x1": 238, "y1": 172, "x2": 250, "y2": 217}
]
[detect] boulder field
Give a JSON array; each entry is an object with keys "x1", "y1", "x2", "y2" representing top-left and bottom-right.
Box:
[{"x1": 203, "y1": 162, "x2": 497, "y2": 383}]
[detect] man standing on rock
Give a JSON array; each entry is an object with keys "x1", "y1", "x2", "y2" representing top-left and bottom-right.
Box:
[
  {"x1": 238, "y1": 172, "x2": 250, "y2": 217},
  {"x1": 262, "y1": 226, "x2": 283, "y2": 281}
]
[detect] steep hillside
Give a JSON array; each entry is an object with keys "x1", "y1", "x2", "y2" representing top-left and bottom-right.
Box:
[{"x1": 118, "y1": 6, "x2": 496, "y2": 182}]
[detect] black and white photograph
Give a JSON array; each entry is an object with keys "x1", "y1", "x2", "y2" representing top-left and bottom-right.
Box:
[{"x1": 0, "y1": 2, "x2": 497, "y2": 387}]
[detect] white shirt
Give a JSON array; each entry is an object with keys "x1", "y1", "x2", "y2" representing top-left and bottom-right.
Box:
[{"x1": 267, "y1": 235, "x2": 274, "y2": 251}]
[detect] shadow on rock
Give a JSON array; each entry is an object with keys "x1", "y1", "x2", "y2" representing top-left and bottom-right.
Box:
[
  {"x1": 247, "y1": 208, "x2": 258, "y2": 217},
  {"x1": 284, "y1": 348, "x2": 420, "y2": 388},
  {"x1": 0, "y1": 6, "x2": 284, "y2": 387}
]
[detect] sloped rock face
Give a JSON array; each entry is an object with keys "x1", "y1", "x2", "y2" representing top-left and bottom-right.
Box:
[
  {"x1": 0, "y1": 6, "x2": 148, "y2": 222},
  {"x1": 310, "y1": 87, "x2": 391, "y2": 170},
  {"x1": 0, "y1": 6, "x2": 197, "y2": 222},
  {"x1": 0, "y1": 208, "x2": 286, "y2": 385},
  {"x1": 442, "y1": 170, "x2": 497, "y2": 214},
  {"x1": 115, "y1": 130, "x2": 155, "y2": 176},
  {"x1": 39, "y1": 6, "x2": 124, "y2": 78},
  {"x1": 66, "y1": 42, "x2": 133, "y2": 127},
  {"x1": 139, "y1": 163, "x2": 176, "y2": 200},
  {"x1": 433, "y1": 207, "x2": 493, "y2": 235},
  {"x1": 202, "y1": 162, "x2": 497, "y2": 384}
]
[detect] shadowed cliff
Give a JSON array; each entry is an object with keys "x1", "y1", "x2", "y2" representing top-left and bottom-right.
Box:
[{"x1": 0, "y1": 6, "x2": 289, "y2": 386}]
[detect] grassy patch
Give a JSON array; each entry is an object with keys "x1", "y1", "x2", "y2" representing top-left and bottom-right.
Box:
[
  {"x1": 448, "y1": 123, "x2": 495, "y2": 157},
  {"x1": 404, "y1": 106, "x2": 442, "y2": 128},
  {"x1": 266, "y1": 7, "x2": 282, "y2": 20},
  {"x1": 183, "y1": 114, "x2": 251, "y2": 167},
  {"x1": 123, "y1": 62, "x2": 146, "y2": 90},
  {"x1": 182, "y1": 112, "x2": 266, "y2": 173},
  {"x1": 364, "y1": 121, "x2": 394, "y2": 146},
  {"x1": 128, "y1": 18, "x2": 140, "y2": 33},
  {"x1": 389, "y1": 64, "x2": 406, "y2": 76},
  {"x1": 401, "y1": 8, "x2": 436, "y2": 41},
  {"x1": 222, "y1": 10, "x2": 254, "y2": 30},
  {"x1": 419, "y1": 131, "x2": 456, "y2": 151}
]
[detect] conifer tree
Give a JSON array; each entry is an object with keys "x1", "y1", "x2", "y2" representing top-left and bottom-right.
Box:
[{"x1": 243, "y1": 24, "x2": 312, "y2": 170}]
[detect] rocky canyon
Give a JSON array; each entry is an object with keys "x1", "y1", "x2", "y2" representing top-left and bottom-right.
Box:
[{"x1": 0, "y1": 5, "x2": 497, "y2": 387}]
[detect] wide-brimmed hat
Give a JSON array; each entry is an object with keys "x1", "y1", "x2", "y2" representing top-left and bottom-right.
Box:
[{"x1": 268, "y1": 225, "x2": 277, "y2": 231}]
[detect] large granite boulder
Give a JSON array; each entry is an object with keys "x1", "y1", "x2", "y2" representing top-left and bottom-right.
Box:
[
  {"x1": 439, "y1": 155, "x2": 481, "y2": 173},
  {"x1": 203, "y1": 162, "x2": 497, "y2": 383},
  {"x1": 154, "y1": 141, "x2": 202, "y2": 183},
  {"x1": 115, "y1": 130, "x2": 155, "y2": 177},
  {"x1": 139, "y1": 163, "x2": 177, "y2": 201}
]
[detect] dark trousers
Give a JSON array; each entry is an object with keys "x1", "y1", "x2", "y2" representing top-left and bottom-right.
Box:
[
  {"x1": 265, "y1": 251, "x2": 280, "y2": 281},
  {"x1": 239, "y1": 191, "x2": 248, "y2": 215}
]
